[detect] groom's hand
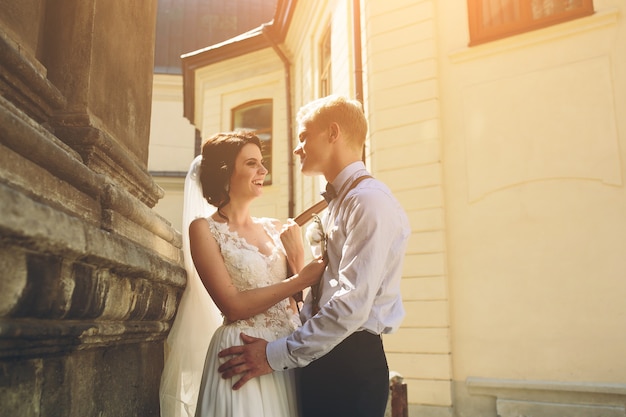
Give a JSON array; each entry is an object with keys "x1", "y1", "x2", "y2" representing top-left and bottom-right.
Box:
[{"x1": 218, "y1": 333, "x2": 272, "y2": 390}]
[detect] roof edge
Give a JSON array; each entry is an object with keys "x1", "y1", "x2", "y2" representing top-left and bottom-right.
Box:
[{"x1": 182, "y1": 0, "x2": 297, "y2": 125}]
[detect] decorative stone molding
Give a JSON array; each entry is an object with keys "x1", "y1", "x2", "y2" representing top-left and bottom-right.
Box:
[
  {"x1": 0, "y1": 27, "x2": 66, "y2": 124},
  {"x1": 0, "y1": 1, "x2": 175, "y2": 415},
  {"x1": 467, "y1": 377, "x2": 626, "y2": 417}
]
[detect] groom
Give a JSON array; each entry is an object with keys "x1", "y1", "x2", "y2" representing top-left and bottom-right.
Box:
[{"x1": 218, "y1": 95, "x2": 410, "y2": 417}]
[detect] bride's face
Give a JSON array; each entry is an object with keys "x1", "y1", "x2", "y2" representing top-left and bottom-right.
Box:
[{"x1": 228, "y1": 143, "x2": 268, "y2": 200}]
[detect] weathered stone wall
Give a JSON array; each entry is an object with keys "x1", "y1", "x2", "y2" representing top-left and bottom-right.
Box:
[{"x1": 0, "y1": 1, "x2": 184, "y2": 416}]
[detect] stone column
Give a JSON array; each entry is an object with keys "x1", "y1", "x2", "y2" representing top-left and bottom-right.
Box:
[{"x1": 0, "y1": 1, "x2": 184, "y2": 415}]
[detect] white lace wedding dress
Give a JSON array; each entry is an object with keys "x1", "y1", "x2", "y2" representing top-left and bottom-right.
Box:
[{"x1": 194, "y1": 216, "x2": 301, "y2": 417}]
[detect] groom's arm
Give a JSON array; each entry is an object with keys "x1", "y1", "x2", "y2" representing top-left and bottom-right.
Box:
[{"x1": 218, "y1": 333, "x2": 272, "y2": 390}]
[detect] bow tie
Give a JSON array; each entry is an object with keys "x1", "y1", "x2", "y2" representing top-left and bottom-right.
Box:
[{"x1": 321, "y1": 182, "x2": 337, "y2": 203}]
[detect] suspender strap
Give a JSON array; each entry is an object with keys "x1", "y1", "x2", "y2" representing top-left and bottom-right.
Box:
[
  {"x1": 335, "y1": 174, "x2": 372, "y2": 210},
  {"x1": 294, "y1": 200, "x2": 328, "y2": 226},
  {"x1": 293, "y1": 175, "x2": 373, "y2": 226}
]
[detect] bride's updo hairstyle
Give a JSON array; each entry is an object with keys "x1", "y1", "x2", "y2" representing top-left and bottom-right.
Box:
[{"x1": 199, "y1": 131, "x2": 262, "y2": 211}]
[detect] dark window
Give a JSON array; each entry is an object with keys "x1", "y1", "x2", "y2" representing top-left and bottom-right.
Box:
[
  {"x1": 468, "y1": 0, "x2": 594, "y2": 46},
  {"x1": 232, "y1": 100, "x2": 273, "y2": 185},
  {"x1": 320, "y1": 27, "x2": 332, "y2": 97}
]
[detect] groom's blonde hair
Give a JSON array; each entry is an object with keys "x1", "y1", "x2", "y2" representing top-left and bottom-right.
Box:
[{"x1": 296, "y1": 95, "x2": 367, "y2": 152}]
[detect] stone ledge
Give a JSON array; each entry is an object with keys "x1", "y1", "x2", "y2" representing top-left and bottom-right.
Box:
[
  {"x1": 497, "y1": 398, "x2": 626, "y2": 417},
  {"x1": 0, "y1": 27, "x2": 66, "y2": 123},
  {"x1": 53, "y1": 117, "x2": 165, "y2": 207},
  {"x1": 0, "y1": 318, "x2": 170, "y2": 359},
  {"x1": 467, "y1": 377, "x2": 626, "y2": 396},
  {"x1": 0, "y1": 96, "x2": 182, "y2": 257},
  {"x1": 467, "y1": 377, "x2": 626, "y2": 415},
  {"x1": 0, "y1": 182, "x2": 186, "y2": 288}
]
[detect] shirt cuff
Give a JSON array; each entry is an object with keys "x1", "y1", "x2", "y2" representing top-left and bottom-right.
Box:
[{"x1": 266, "y1": 336, "x2": 294, "y2": 371}]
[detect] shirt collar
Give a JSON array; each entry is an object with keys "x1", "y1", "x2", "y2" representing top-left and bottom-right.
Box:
[{"x1": 330, "y1": 161, "x2": 367, "y2": 195}]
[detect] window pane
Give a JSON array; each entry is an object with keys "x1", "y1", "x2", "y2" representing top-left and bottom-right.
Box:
[
  {"x1": 234, "y1": 103, "x2": 271, "y2": 131},
  {"x1": 232, "y1": 101, "x2": 273, "y2": 185},
  {"x1": 531, "y1": 0, "x2": 586, "y2": 19},
  {"x1": 468, "y1": 0, "x2": 593, "y2": 45},
  {"x1": 481, "y1": 0, "x2": 520, "y2": 28}
]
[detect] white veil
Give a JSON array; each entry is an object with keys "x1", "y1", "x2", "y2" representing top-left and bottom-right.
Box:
[{"x1": 160, "y1": 155, "x2": 222, "y2": 417}]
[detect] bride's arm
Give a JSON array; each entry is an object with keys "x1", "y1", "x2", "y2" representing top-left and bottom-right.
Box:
[
  {"x1": 277, "y1": 219, "x2": 306, "y2": 314},
  {"x1": 278, "y1": 219, "x2": 305, "y2": 274},
  {"x1": 189, "y1": 218, "x2": 323, "y2": 322}
]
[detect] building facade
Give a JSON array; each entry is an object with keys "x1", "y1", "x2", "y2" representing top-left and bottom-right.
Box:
[
  {"x1": 148, "y1": 0, "x2": 277, "y2": 232},
  {"x1": 181, "y1": 1, "x2": 626, "y2": 416}
]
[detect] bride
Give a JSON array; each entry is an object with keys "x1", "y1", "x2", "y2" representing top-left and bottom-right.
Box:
[{"x1": 159, "y1": 131, "x2": 325, "y2": 417}]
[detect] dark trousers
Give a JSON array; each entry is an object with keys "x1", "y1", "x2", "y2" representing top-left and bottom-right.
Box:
[{"x1": 299, "y1": 331, "x2": 389, "y2": 417}]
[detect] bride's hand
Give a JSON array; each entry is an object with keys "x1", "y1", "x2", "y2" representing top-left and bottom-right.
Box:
[
  {"x1": 298, "y1": 257, "x2": 326, "y2": 287},
  {"x1": 281, "y1": 219, "x2": 304, "y2": 272}
]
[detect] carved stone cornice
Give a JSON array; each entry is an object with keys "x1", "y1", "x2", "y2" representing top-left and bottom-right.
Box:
[
  {"x1": 0, "y1": 27, "x2": 66, "y2": 125},
  {"x1": 0, "y1": 181, "x2": 185, "y2": 360},
  {"x1": 52, "y1": 111, "x2": 165, "y2": 208},
  {"x1": 0, "y1": 84, "x2": 185, "y2": 361}
]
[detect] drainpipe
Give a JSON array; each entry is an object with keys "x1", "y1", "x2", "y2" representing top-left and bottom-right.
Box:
[
  {"x1": 353, "y1": 0, "x2": 364, "y2": 104},
  {"x1": 262, "y1": 24, "x2": 296, "y2": 219},
  {"x1": 353, "y1": 0, "x2": 366, "y2": 162}
]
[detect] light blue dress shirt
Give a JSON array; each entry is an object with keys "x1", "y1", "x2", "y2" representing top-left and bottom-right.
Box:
[{"x1": 266, "y1": 161, "x2": 411, "y2": 370}]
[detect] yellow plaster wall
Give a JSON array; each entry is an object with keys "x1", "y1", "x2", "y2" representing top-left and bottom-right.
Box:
[
  {"x1": 148, "y1": 74, "x2": 197, "y2": 233},
  {"x1": 149, "y1": 74, "x2": 196, "y2": 172},
  {"x1": 151, "y1": 176, "x2": 185, "y2": 232},
  {"x1": 438, "y1": 0, "x2": 626, "y2": 386},
  {"x1": 361, "y1": 0, "x2": 452, "y2": 408}
]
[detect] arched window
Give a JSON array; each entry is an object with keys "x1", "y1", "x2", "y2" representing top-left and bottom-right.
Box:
[{"x1": 232, "y1": 100, "x2": 273, "y2": 185}]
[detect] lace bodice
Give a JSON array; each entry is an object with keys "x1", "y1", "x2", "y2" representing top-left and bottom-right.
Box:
[{"x1": 205, "y1": 216, "x2": 300, "y2": 337}]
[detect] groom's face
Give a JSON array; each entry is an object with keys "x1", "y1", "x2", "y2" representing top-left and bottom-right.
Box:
[{"x1": 294, "y1": 120, "x2": 330, "y2": 176}]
